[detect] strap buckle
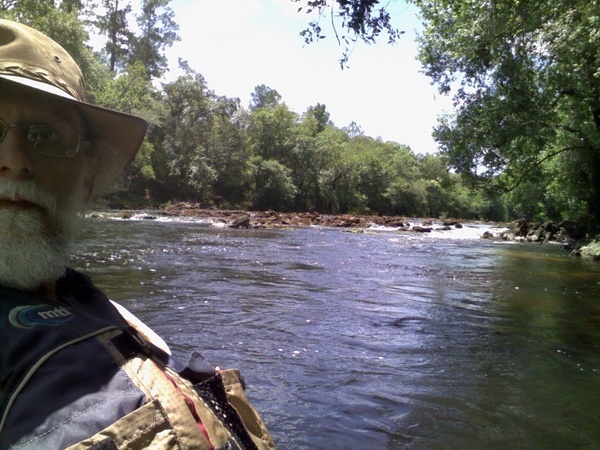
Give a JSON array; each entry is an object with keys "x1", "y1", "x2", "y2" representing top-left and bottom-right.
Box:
[{"x1": 111, "y1": 326, "x2": 153, "y2": 358}]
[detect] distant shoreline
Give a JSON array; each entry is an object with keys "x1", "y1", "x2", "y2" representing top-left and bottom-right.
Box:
[
  {"x1": 89, "y1": 204, "x2": 598, "y2": 258},
  {"x1": 90, "y1": 203, "x2": 500, "y2": 231}
]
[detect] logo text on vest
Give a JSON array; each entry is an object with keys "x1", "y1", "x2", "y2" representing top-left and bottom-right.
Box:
[{"x1": 8, "y1": 305, "x2": 75, "y2": 328}]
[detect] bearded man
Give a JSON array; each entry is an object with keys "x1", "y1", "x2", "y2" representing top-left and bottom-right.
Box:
[{"x1": 0, "y1": 19, "x2": 275, "y2": 450}]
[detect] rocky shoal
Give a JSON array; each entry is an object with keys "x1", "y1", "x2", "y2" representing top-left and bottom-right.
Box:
[
  {"x1": 91, "y1": 204, "x2": 600, "y2": 260},
  {"x1": 95, "y1": 204, "x2": 469, "y2": 232},
  {"x1": 479, "y1": 218, "x2": 599, "y2": 260}
]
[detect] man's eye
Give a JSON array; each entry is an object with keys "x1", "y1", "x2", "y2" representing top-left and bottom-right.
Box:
[{"x1": 27, "y1": 126, "x2": 57, "y2": 145}]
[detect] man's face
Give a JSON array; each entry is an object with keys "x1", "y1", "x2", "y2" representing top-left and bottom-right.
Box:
[{"x1": 0, "y1": 83, "x2": 92, "y2": 294}]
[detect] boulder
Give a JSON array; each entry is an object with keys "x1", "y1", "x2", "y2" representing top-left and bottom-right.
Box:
[
  {"x1": 529, "y1": 227, "x2": 544, "y2": 242},
  {"x1": 384, "y1": 218, "x2": 406, "y2": 228},
  {"x1": 228, "y1": 215, "x2": 251, "y2": 229},
  {"x1": 579, "y1": 241, "x2": 600, "y2": 261},
  {"x1": 502, "y1": 219, "x2": 527, "y2": 240},
  {"x1": 557, "y1": 220, "x2": 587, "y2": 240},
  {"x1": 502, "y1": 219, "x2": 561, "y2": 242},
  {"x1": 412, "y1": 226, "x2": 432, "y2": 233},
  {"x1": 334, "y1": 216, "x2": 361, "y2": 227},
  {"x1": 442, "y1": 220, "x2": 464, "y2": 228}
]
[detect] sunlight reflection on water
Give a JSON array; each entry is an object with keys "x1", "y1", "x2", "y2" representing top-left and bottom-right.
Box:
[{"x1": 74, "y1": 218, "x2": 600, "y2": 449}]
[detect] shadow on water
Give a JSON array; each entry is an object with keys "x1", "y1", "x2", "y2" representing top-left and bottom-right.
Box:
[{"x1": 74, "y1": 220, "x2": 600, "y2": 449}]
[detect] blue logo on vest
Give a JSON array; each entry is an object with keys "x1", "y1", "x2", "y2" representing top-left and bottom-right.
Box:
[{"x1": 9, "y1": 305, "x2": 74, "y2": 328}]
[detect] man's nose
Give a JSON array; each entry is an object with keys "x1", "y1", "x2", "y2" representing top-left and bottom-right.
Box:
[{"x1": 0, "y1": 128, "x2": 34, "y2": 177}]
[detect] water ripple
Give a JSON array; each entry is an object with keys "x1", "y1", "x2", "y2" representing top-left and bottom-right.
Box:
[{"x1": 74, "y1": 219, "x2": 600, "y2": 450}]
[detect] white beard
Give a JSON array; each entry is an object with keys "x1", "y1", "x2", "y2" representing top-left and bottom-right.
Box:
[{"x1": 0, "y1": 178, "x2": 85, "y2": 292}]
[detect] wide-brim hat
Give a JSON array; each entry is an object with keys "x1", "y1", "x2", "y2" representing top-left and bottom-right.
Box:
[{"x1": 0, "y1": 19, "x2": 148, "y2": 198}]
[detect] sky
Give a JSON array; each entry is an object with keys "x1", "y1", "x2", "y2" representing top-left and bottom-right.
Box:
[{"x1": 162, "y1": 0, "x2": 453, "y2": 154}]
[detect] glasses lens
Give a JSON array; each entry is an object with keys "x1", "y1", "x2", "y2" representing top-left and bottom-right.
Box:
[{"x1": 27, "y1": 125, "x2": 79, "y2": 157}]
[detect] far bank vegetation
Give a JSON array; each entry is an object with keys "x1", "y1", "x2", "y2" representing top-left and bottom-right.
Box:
[{"x1": 2, "y1": 0, "x2": 598, "y2": 237}]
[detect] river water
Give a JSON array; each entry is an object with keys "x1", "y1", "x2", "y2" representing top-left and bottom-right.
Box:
[{"x1": 73, "y1": 217, "x2": 600, "y2": 449}]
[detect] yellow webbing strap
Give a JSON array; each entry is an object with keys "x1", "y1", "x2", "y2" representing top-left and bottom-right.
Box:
[{"x1": 66, "y1": 330, "x2": 276, "y2": 450}]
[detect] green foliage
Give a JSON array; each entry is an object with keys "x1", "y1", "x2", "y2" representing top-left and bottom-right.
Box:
[
  {"x1": 246, "y1": 102, "x2": 298, "y2": 164},
  {"x1": 129, "y1": 0, "x2": 179, "y2": 78},
  {"x1": 3, "y1": 1, "x2": 533, "y2": 221},
  {"x1": 205, "y1": 97, "x2": 250, "y2": 207},
  {"x1": 288, "y1": 118, "x2": 319, "y2": 210},
  {"x1": 414, "y1": 0, "x2": 600, "y2": 233},
  {"x1": 152, "y1": 63, "x2": 215, "y2": 199},
  {"x1": 350, "y1": 137, "x2": 393, "y2": 214},
  {"x1": 93, "y1": 0, "x2": 133, "y2": 72},
  {"x1": 312, "y1": 126, "x2": 354, "y2": 212},
  {"x1": 92, "y1": 60, "x2": 158, "y2": 187},
  {"x1": 294, "y1": 0, "x2": 405, "y2": 68},
  {"x1": 129, "y1": 140, "x2": 156, "y2": 181},
  {"x1": 303, "y1": 103, "x2": 330, "y2": 135},
  {"x1": 247, "y1": 157, "x2": 297, "y2": 211},
  {"x1": 89, "y1": 0, "x2": 179, "y2": 78},
  {"x1": 92, "y1": 60, "x2": 155, "y2": 115},
  {"x1": 249, "y1": 85, "x2": 282, "y2": 111}
]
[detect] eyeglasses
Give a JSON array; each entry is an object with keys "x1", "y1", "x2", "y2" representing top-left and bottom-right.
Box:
[{"x1": 0, "y1": 118, "x2": 86, "y2": 157}]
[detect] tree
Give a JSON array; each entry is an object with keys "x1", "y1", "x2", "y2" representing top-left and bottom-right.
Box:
[
  {"x1": 60, "y1": 0, "x2": 84, "y2": 15},
  {"x1": 304, "y1": 103, "x2": 331, "y2": 134},
  {"x1": 93, "y1": 60, "x2": 158, "y2": 188},
  {"x1": 383, "y1": 143, "x2": 426, "y2": 216},
  {"x1": 342, "y1": 121, "x2": 364, "y2": 138},
  {"x1": 129, "y1": 0, "x2": 179, "y2": 78},
  {"x1": 93, "y1": 0, "x2": 133, "y2": 73},
  {"x1": 247, "y1": 157, "x2": 297, "y2": 211},
  {"x1": 93, "y1": 60, "x2": 155, "y2": 115},
  {"x1": 295, "y1": 0, "x2": 404, "y2": 67},
  {"x1": 1, "y1": 0, "x2": 49, "y2": 20},
  {"x1": 153, "y1": 62, "x2": 215, "y2": 199},
  {"x1": 414, "y1": 0, "x2": 600, "y2": 235},
  {"x1": 313, "y1": 127, "x2": 355, "y2": 213},
  {"x1": 348, "y1": 136, "x2": 392, "y2": 214},
  {"x1": 205, "y1": 96, "x2": 251, "y2": 207},
  {"x1": 0, "y1": 0, "x2": 16, "y2": 11},
  {"x1": 246, "y1": 102, "x2": 298, "y2": 165},
  {"x1": 249, "y1": 84, "x2": 282, "y2": 111}
]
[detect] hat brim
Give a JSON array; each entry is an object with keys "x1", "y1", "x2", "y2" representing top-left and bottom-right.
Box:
[{"x1": 1, "y1": 75, "x2": 148, "y2": 199}]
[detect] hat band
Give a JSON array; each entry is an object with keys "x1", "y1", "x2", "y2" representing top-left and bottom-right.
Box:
[{"x1": 0, "y1": 71, "x2": 79, "y2": 101}]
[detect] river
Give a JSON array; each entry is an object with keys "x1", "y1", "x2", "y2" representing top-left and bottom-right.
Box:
[{"x1": 73, "y1": 217, "x2": 600, "y2": 449}]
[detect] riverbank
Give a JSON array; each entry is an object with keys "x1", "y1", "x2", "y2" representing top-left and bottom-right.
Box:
[
  {"x1": 479, "y1": 218, "x2": 600, "y2": 260},
  {"x1": 89, "y1": 203, "x2": 599, "y2": 260},
  {"x1": 90, "y1": 202, "x2": 489, "y2": 232}
]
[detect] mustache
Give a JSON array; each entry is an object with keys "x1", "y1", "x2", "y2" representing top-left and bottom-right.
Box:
[{"x1": 0, "y1": 178, "x2": 57, "y2": 214}]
